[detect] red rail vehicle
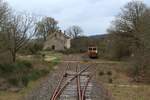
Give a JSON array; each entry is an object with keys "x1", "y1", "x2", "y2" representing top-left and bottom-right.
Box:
[{"x1": 88, "y1": 45, "x2": 98, "y2": 58}]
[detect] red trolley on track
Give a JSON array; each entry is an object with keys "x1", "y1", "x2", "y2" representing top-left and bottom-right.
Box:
[{"x1": 88, "y1": 45, "x2": 98, "y2": 58}]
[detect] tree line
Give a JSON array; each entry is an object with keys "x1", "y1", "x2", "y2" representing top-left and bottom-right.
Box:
[
  {"x1": 106, "y1": 1, "x2": 150, "y2": 83},
  {"x1": 0, "y1": 0, "x2": 83, "y2": 63}
]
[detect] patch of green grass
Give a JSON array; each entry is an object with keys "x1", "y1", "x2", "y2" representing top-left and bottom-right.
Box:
[
  {"x1": 0, "y1": 63, "x2": 14, "y2": 73},
  {"x1": 21, "y1": 69, "x2": 49, "y2": 86},
  {"x1": 0, "y1": 60, "x2": 50, "y2": 87},
  {"x1": 0, "y1": 53, "x2": 60, "y2": 100},
  {"x1": 48, "y1": 58, "x2": 60, "y2": 70},
  {"x1": 0, "y1": 60, "x2": 32, "y2": 75}
]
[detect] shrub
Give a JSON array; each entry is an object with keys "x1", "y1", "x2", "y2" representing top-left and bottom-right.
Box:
[
  {"x1": 99, "y1": 71, "x2": 104, "y2": 76},
  {"x1": 0, "y1": 63, "x2": 14, "y2": 73},
  {"x1": 19, "y1": 41, "x2": 44, "y2": 55},
  {"x1": 108, "y1": 78, "x2": 113, "y2": 83},
  {"x1": 39, "y1": 69, "x2": 49, "y2": 76},
  {"x1": 0, "y1": 60, "x2": 33, "y2": 86},
  {"x1": 21, "y1": 76, "x2": 29, "y2": 86},
  {"x1": 13, "y1": 60, "x2": 32, "y2": 73},
  {"x1": 0, "y1": 60, "x2": 50, "y2": 87},
  {"x1": 128, "y1": 53, "x2": 150, "y2": 83},
  {"x1": 27, "y1": 70, "x2": 40, "y2": 81},
  {"x1": 0, "y1": 57, "x2": 52, "y2": 89},
  {"x1": 44, "y1": 47, "x2": 52, "y2": 51},
  {"x1": 20, "y1": 69, "x2": 49, "y2": 87},
  {"x1": 0, "y1": 60, "x2": 32, "y2": 74},
  {"x1": 107, "y1": 71, "x2": 112, "y2": 76},
  {"x1": 29, "y1": 43, "x2": 43, "y2": 54},
  {"x1": 17, "y1": 60, "x2": 32, "y2": 69},
  {"x1": 25, "y1": 69, "x2": 49, "y2": 82},
  {"x1": 8, "y1": 78, "x2": 19, "y2": 86}
]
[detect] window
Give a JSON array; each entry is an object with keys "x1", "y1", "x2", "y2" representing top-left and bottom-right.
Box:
[
  {"x1": 93, "y1": 48, "x2": 96, "y2": 50},
  {"x1": 89, "y1": 48, "x2": 92, "y2": 50}
]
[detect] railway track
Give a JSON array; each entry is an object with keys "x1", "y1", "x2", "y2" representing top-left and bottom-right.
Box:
[
  {"x1": 50, "y1": 62, "x2": 94, "y2": 100},
  {"x1": 25, "y1": 55, "x2": 112, "y2": 100}
]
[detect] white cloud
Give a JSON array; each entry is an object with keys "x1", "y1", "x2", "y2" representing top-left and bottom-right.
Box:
[{"x1": 6, "y1": 0, "x2": 150, "y2": 35}]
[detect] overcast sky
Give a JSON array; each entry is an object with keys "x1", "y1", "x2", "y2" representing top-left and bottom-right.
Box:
[{"x1": 6, "y1": 0, "x2": 150, "y2": 35}]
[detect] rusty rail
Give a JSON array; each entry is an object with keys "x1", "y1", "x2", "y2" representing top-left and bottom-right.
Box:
[
  {"x1": 76, "y1": 64, "x2": 82, "y2": 100},
  {"x1": 50, "y1": 63, "x2": 92, "y2": 100},
  {"x1": 50, "y1": 64, "x2": 69, "y2": 100},
  {"x1": 81, "y1": 74, "x2": 92, "y2": 100}
]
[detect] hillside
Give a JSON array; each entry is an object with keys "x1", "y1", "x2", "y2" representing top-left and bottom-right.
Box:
[{"x1": 88, "y1": 34, "x2": 108, "y2": 40}]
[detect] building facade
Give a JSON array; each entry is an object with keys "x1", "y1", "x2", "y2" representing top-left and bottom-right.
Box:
[{"x1": 43, "y1": 31, "x2": 71, "y2": 51}]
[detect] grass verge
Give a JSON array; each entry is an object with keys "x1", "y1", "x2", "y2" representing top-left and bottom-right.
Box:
[
  {"x1": 0, "y1": 52, "x2": 61, "y2": 100},
  {"x1": 96, "y1": 59, "x2": 150, "y2": 100},
  {"x1": 107, "y1": 84, "x2": 150, "y2": 100}
]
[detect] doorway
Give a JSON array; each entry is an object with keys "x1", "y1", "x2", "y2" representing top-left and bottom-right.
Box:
[{"x1": 52, "y1": 45, "x2": 55, "y2": 50}]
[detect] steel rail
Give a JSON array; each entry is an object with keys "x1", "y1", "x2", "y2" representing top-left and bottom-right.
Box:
[
  {"x1": 81, "y1": 67, "x2": 97, "y2": 100},
  {"x1": 76, "y1": 64, "x2": 82, "y2": 100},
  {"x1": 81, "y1": 75, "x2": 92, "y2": 100},
  {"x1": 52, "y1": 65, "x2": 91, "y2": 100},
  {"x1": 50, "y1": 63, "x2": 70, "y2": 100}
]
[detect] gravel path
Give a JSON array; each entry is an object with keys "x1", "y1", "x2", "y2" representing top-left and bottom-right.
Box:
[{"x1": 24, "y1": 54, "x2": 112, "y2": 100}]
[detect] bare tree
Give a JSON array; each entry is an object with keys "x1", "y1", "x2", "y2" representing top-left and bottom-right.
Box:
[
  {"x1": 0, "y1": 0, "x2": 10, "y2": 25},
  {"x1": 0, "y1": 0, "x2": 12, "y2": 63},
  {"x1": 5, "y1": 12, "x2": 37, "y2": 62},
  {"x1": 107, "y1": 1, "x2": 148, "y2": 57},
  {"x1": 36, "y1": 17, "x2": 59, "y2": 41},
  {"x1": 107, "y1": 1, "x2": 150, "y2": 82},
  {"x1": 66, "y1": 25, "x2": 83, "y2": 38}
]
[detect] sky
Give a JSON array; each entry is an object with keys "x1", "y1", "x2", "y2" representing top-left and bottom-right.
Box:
[{"x1": 6, "y1": 0, "x2": 150, "y2": 36}]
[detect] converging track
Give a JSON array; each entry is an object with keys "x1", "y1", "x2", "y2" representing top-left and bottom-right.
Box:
[
  {"x1": 25, "y1": 55, "x2": 112, "y2": 100},
  {"x1": 50, "y1": 62, "x2": 95, "y2": 100}
]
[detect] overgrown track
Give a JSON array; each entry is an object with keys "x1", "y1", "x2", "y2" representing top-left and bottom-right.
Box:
[
  {"x1": 50, "y1": 62, "x2": 95, "y2": 100},
  {"x1": 25, "y1": 55, "x2": 112, "y2": 100}
]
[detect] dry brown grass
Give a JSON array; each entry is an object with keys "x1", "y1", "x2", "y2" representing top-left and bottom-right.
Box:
[
  {"x1": 95, "y1": 59, "x2": 150, "y2": 100},
  {"x1": 0, "y1": 80, "x2": 39, "y2": 100},
  {"x1": 0, "y1": 92, "x2": 21, "y2": 100},
  {"x1": 107, "y1": 84, "x2": 150, "y2": 100}
]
